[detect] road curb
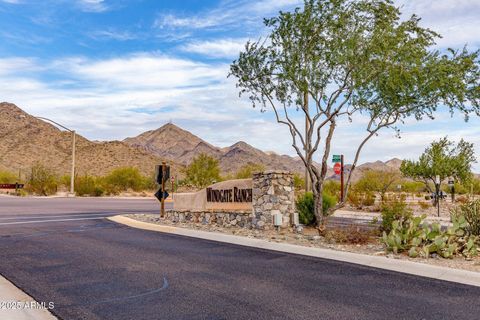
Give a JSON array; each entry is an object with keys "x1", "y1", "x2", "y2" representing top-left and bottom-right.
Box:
[
  {"x1": 109, "y1": 215, "x2": 480, "y2": 288},
  {"x1": 0, "y1": 275, "x2": 57, "y2": 320}
]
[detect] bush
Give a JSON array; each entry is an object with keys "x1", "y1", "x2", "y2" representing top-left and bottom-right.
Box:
[
  {"x1": 451, "y1": 199, "x2": 480, "y2": 236},
  {"x1": 417, "y1": 201, "x2": 431, "y2": 210},
  {"x1": 235, "y1": 163, "x2": 265, "y2": 179},
  {"x1": 381, "y1": 196, "x2": 412, "y2": 233},
  {"x1": 296, "y1": 192, "x2": 337, "y2": 226},
  {"x1": 75, "y1": 175, "x2": 104, "y2": 197},
  {"x1": 347, "y1": 189, "x2": 376, "y2": 208},
  {"x1": 323, "y1": 180, "x2": 340, "y2": 200},
  {"x1": 293, "y1": 173, "x2": 305, "y2": 191},
  {"x1": 26, "y1": 163, "x2": 57, "y2": 196},
  {"x1": 104, "y1": 167, "x2": 149, "y2": 194},
  {"x1": 185, "y1": 153, "x2": 221, "y2": 189},
  {"x1": 0, "y1": 170, "x2": 17, "y2": 183},
  {"x1": 323, "y1": 226, "x2": 374, "y2": 245}
]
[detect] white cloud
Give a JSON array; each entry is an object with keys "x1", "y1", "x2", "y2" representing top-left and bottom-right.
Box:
[
  {"x1": 88, "y1": 30, "x2": 138, "y2": 41},
  {"x1": 0, "y1": 0, "x2": 21, "y2": 3},
  {"x1": 181, "y1": 38, "x2": 248, "y2": 59},
  {"x1": 395, "y1": 0, "x2": 480, "y2": 48},
  {"x1": 76, "y1": 0, "x2": 108, "y2": 13}
]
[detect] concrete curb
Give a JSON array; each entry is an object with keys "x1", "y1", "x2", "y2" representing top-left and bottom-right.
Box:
[
  {"x1": 109, "y1": 215, "x2": 480, "y2": 288},
  {"x1": 0, "y1": 275, "x2": 57, "y2": 320}
]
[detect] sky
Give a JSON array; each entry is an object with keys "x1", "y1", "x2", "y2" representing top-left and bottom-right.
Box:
[{"x1": 0, "y1": 0, "x2": 479, "y2": 169}]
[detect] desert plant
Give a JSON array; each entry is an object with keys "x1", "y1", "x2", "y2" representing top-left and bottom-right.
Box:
[
  {"x1": 184, "y1": 153, "x2": 221, "y2": 189},
  {"x1": 0, "y1": 170, "x2": 18, "y2": 183},
  {"x1": 451, "y1": 199, "x2": 480, "y2": 236},
  {"x1": 382, "y1": 214, "x2": 479, "y2": 259},
  {"x1": 418, "y1": 201, "x2": 431, "y2": 210},
  {"x1": 104, "y1": 167, "x2": 149, "y2": 194},
  {"x1": 296, "y1": 192, "x2": 337, "y2": 226},
  {"x1": 75, "y1": 175, "x2": 104, "y2": 197},
  {"x1": 235, "y1": 163, "x2": 265, "y2": 179},
  {"x1": 381, "y1": 196, "x2": 413, "y2": 233},
  {"x1": 324, "y1": 226, "x2": 374, "y2": 245},
  {"x1": 293, "y1": 173, "x2": 305, "y2": 191},
  {"x1": 26, "y1": 163, "x2": 57, "y2": 196}
]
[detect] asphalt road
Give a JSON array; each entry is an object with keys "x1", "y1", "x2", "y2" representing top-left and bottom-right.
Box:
[{"x1": 1, "y1": 197, "x2": 480, "y2": 320}]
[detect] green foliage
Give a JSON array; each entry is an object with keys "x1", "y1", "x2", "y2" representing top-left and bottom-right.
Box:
[
  {"x1": 235, "y1": 163, "x2": 265, "y2": 179},
  {"x1": 323, "y1": 180, "x2": 340, "y2": 200},
  {"x1": 347, "y1": 189, "x2": 376, "y2": 208},
  {"x1": 401, "y1": 137, "x2": 476, "y2": 192},
  {"x1": 382, "y1": 214, "x2": 479, "y2": 259},
  {"x1": 185, "y1": 153, "x2": 221, "y2": 189},
  {"x1": 451, "y1": 199, "x2": 480, "y2": 236},
  {"x1": 0, "y1": 170, "x2": 17, "y2": 183},
  {"x1": 26, "y1": 163, "x2": 58, "y2": 196},
  {"x1": 75, "y1": 175, "x2": 104, "y2": 197},
  {"x1": 355, "y1": 170, "x2": 400, "y2": 201},
  {"x1": 399, "y1": 180, "x2": 426, "y2": 193},
  {"x1": 104, "y1": 167, "x2": 149, "y2": 194},
  {"x1": 230, "y1": 0, "x2": 480, "y2": 222},
  {"x1": 381, "y1": 196, "x2": 413, "y2": 233},
  {"x1": 296, "y1": 192, "x2": 337, "y2": 226},
  {"x1": 293, "y1": 173, "x2": 305, "y2": 191}
]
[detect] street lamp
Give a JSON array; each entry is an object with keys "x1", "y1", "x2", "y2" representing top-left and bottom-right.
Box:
[{"x1": 35, "y1": 117, "x2": 76, "y2": 196}]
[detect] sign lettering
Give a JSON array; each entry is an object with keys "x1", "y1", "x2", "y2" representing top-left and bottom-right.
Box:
[{"x1": 207, "y1": 187, "x2": 252, "y2": 203}]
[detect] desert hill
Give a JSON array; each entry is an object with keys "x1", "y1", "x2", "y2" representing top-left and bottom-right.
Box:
[
  {"x1": 124, "y1": 123, "x2": 308, "y2": 174},
  {"x1": 0, "y1": 102, "x2": 169, "y2": 177}
]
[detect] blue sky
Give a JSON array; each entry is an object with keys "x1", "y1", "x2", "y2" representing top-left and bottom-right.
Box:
[{"x1": 1, "y1": 0, "x2": 480, "y2": 170}]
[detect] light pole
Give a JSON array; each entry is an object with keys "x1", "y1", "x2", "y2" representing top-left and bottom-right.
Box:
[{"x1": 35, "y1": 117, "x2": 76, "y2": 196}]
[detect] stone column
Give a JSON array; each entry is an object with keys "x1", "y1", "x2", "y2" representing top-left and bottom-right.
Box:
[{"x1": 252, "y1": 170, "x2": 295, "y2": 229}]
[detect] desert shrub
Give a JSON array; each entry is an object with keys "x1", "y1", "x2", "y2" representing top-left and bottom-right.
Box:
[
  {"x1": 296, "y1": 192, "x2": 337, "y2": 226},
  {"x1": 347, "y1": 189, "x2": 376, "y2": 208},
  {"x1": 26, "y1": 163, "x2": 57, "y2": 196},
  {"x1": 104, "y1": 167, "x2": 149, "y2": 194},
  {"x1": 417, "y1": 201, "x2": 431, "y2": 210},
  {"x1": 382, "y1": 214, "x2": 479, "y2": 259},
  {"x1": 184, "y1": 153, "x2": 221, "y2": 189},
  {"x1": 381, "y1": 196, "x2": 412, "y2": 233},
  {"x1": 0, "y1": 170, "x2": 17, "y2": 183},
  {"x1": 235, "y1": 163, "x2": 265, "y2": 179},
  {"x1": 323, "y1": 180, "x2": 340, "y2": 200},
  {"x1": 293, "y1": 173, "x2": 305, "y2": 191},
  {"x1": 451, "y1": 199, "x2": 480, "y2": 236},
  {"x1": 323, "y1": 226, "x2": 373, "y2": 245},
  {"x1": 75, "y1": 175, "x2": 104, "y2": 197},
  {"x1": 399, "y1": 180, "x2": 426, "y2": 193}
]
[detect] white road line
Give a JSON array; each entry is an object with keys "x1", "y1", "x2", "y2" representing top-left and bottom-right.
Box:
[
  {"x1": 0, "y1": 213, "x2": 115, "y2": 221},
  {"x1": 0, "y1": 216, "x2": 109, "y2": 226}
]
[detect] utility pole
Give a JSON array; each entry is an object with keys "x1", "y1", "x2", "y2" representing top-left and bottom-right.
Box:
[
  {"x1": 35, "y1": 117, "x2": 76, "y2": 196},
  {"x1": 304, "y1": 91, "x2": 310, "y2": 192}
]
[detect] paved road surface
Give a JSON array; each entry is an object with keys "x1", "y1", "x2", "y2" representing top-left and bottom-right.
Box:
[{"x1": 1, "y1": 197, "x2": 479, "y2": 320}]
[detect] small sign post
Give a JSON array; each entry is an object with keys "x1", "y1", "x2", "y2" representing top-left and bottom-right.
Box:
[
  {"x1": 332, "y1": 154, "x2": 344, "y2": 202},
  {"x1": 154, "y1": 162, "x2": 170, "y2": 218}
]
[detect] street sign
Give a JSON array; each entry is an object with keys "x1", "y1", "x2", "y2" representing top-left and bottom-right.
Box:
[
  {"x1": 155, "y1": 165, "x2": 170, "y2": 184},
  {"x1": 154, "y1": 189, "x2": 169, "y2": 201},
  {"x1": 171, "y1": 176, "x2": 175, "y2": 182},
  {"x1": 333, "y1": 162, "x2": 342, "y2": 175},
  {"x1": 332, "y1": 155, "x2": 341, "y2": 163}
]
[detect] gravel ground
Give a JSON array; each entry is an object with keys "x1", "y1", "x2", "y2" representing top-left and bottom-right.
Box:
[{"x1": 128, "y1": 213, "x2": 480, "y2": 273}]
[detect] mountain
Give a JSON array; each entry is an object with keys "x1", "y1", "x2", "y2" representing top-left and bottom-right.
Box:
[
  {"x1": 124, "y1": 124, "x2": 308, "y2": 174},
  {"x1": 0, "y1": 102, "x2": 169, "y2": 177}
]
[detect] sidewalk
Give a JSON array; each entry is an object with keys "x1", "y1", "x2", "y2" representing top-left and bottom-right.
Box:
[
  {"x1": 0, "y1": 275, "x2": 56, "y2": 320},
  {"x1": 109, "y1": 215, "x2": 480, "y2": 288}
]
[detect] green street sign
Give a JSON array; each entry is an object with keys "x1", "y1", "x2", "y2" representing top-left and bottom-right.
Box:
[{"x1": 332, "y1": 155, "x2": 341, "y2": 163}]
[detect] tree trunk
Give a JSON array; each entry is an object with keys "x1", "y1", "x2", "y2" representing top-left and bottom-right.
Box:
[{"x1": 313, "y1": 183, "x2": 324, "y2": 227}]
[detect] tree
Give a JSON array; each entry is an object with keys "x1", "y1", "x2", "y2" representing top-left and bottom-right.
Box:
[
  {"x1": 400, "y1": 137, "x2": 476, "y2": 194},
  {"x1": 104, "y1": 167, "x2": 149, "y2": 193},
  {"x1": 355, "y1": 169, "x2": 400, "y2": 202},
  {"x1": 230, "y1": 0, "x2": 480, "y2": 226},
  {"x1": 235, "y1": 163, "x2": 265, "y2": 179},
  {"x1": 185, "y1": 153, "x2": 221, "y2": 189}
]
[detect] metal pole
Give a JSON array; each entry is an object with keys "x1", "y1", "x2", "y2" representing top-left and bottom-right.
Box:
[
  {"x1": 340, "y1": 155, "x2": 344, "y2": 202},
  {"x1": 70, "y1": 130, "x2": 76, "y2": 195},
  {"x1": 161, "y1": 161, "x2": 166, "y2": 218},
  {"x1": 304, "y1": 91, "x2": 310, "y2": 193}
]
